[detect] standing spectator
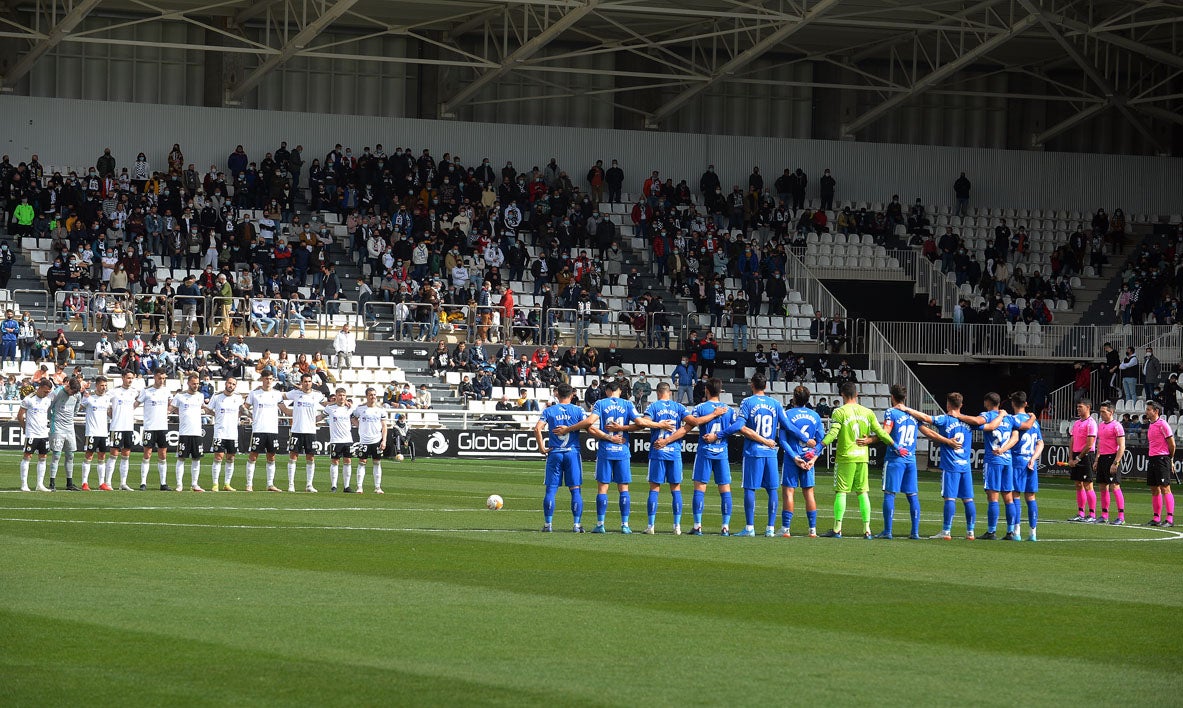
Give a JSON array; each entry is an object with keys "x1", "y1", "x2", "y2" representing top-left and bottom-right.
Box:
[
  {"x1": 333, "y1": 323, "x2": 356, "y2": 374},
  {"x1": 605, "y1": 159, "x2": 624, "y2": 204},
  {"x1": 953, "y1": 172, "x2": 971, "y2": 216},
  {"x1": 632, "y1": 373, "x2": 652, "y2": 408},
  {"x1": 586, "y1": 160, "x2": 605, "y2": 204},
  {"x1": 0, "y1": 310, "x2": 18, "y2": 365},
  {"x1": 1143, "y1": 346, "x2": 1162, "y2": 401},
  {"x1": 1119, "y1": 346, "x2": 1139, "y2": 400},
  {"x1": 1102, "y1": 342, "x2": 1121, "y2": 399},
  {"x1": 730, "y1": 292, "x2": 749, "y2": 351},
  {"x1": 672, "y1": 357, "x2": 695, "y2": 405},
  {"x1": 819, "y1": 169, "x2": 836, "y2": 211}
]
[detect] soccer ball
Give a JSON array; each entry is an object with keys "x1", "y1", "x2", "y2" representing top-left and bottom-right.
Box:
[
  {"x1": 486, "y1": 494, "x2": 504, "y2": 510},
  {"x1": 395, "y1": 454, "x2": 404, "y2": 461}
]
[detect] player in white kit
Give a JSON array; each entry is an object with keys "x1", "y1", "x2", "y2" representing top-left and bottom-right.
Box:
[
  {"x1": 351, "y1": 387, "x2": 389, "y2": 494},
  {"x1": 136, "y1": 371, "x2": 174, "y2": 491},
  {"x1": 18, "y1": 379, "x2": 55, "y2": 491},
  {"x1": 205, "y1": 377, "x2": 245, "y2": 491},
  {"x1": 243, "y1": 372, "x2": 292, "y2": 492},
  {"x1": 80, "y1": 376, "x2": 114, "y2": 490},
  {"x1": 109, "y1": 371, "x2": 139, "y2": 490},
  {"x1": 170, "y1": 373, "x2": 207, "y2": 491},
  {"x1": 47, "y1": 377, "x2": 84, "y2": 491},
  {"x1": 286, "y1": 373, "x2": 325, "y2": 492},
  {"x1": 323, "y1": 387, "x2": 355, "y2": 492}
]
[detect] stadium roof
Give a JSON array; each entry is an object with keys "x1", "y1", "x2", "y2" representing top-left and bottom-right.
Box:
[{"x1": 2, "y1": 0, "x2": 1181, "y2": 148}]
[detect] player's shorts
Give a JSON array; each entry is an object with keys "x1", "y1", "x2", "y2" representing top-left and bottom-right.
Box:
[
  {"x1": 355, "y1": 442, "x2": 382, "y2": 460},
  {"x1": 834, "y1": 461, "x2": 869, "y2": 494},
  {"x1": 142, "y1": 429, "x2": 169, "y2": 450},
  {"x1": 249, "y1": 432, "x2": 279, "y2": 454},
  {"x1": 1012, "y1": 457, "x2": 1038, "y2": 494},
  {"x1": 85, "y1": 435, "x2": 110, "y2": 454},
  {"x1": 177, "y1": 435, "x2": 204, "y2": 459},
  {"x1": 211, "y1": 438, "x2": 238, "y2": 455},
  {"x1": 882, "y1": 457, "x2": 917, "y2": 494},
  {"x1": 110, "y1": 430, "x2": 135, "y2": 450},
  {"x1": 288, "y1": 433, "x2": 317, "y2": 455},
  {"x1": 23, "y1": 437, "x2": 48, "y2": 455},
  {"x1": 1095, "y1": 454, "x2": 1122, "y2": 485},
  {"x1": 328, "y1": 442, "x2": 353, "y2": 460},
  {"x1": 1147, "y1": 456, "x2": 1173, "y2": 487},
  {"x1": 647, "y1": 457, "x2": 683, "y2": 485},
  {"x1": 983, "y1": 461, "x2": 1014, "y2": 493},
  {"x1": 693, "y1": 456, "x2": 731, "y2": 486},
  {"x1": 941, "y1": 468, "x2": 974, "y2": 499},
  {"x1": 781, "y1": 460, "x2": 815, "y2": 489},
  {"x1": 1070, "y1": 451, "x2": 1096, "y2": 482},
  {"x1": 595, "y1": 456, "x2": 631, "y2": 485},
  {"x1": 50, "y1": 433, "x2": 77, "y2": 454},
  {"x1": 544, "y1": 449, "x2": 583, "y2": 488},
  {"x1": 741, "y1": 455, "x2": 778, "y2": 491}
]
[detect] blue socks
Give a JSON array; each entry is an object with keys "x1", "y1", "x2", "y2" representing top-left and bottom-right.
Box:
[
  {"x1": 692, "y1": 489, "x2": 705, "y2": 525},
  {"x1": 620, "y1": 491, "x2": 630, "y2": 525},
  {"x1": 1027, "y1": 498, "x2": 1038, "y2": 528},
  {"x1": 743, "y1": 489, "x2": 756, "y2": 527},
  {"x1": 781, "y1": 509, "x2": 794, "y2": 529},
  {"x1": 766, "y1": 491, "x2": 778, "y2": 528},
  {"x1": 596, "y1": 493, "x2": 608, "y2": 524},
  {"x1": 647, "y1": 490, "x2": 658, "y2": 527},
  {"x1": 883, "y1": 492, "x2": 896, "y2": 535},
  {"x1": 942, "y1": 499, "x2": 955, "y2": 532},
  {"x1": 671, "y1": 490, "x2": 683, "y2": 525},
  {"x1": 721, "y1": 491, "x2": 733, "y2": 527},
  {"x1": 907, "y1": 494, "x2": 920, "y2": 537},
  {"x1": 544, "y1": 487, "x2": 557, "y2": 523},
  {"x1": 807, "y1": 509, "x2": 817, "y2": 530},
  {"x1": 1004, "y1": 499, "x2": 1017, "y2": 533},
  {"x1": 570, "y1": 488, "x2": 583, "y2": 524},
  {"x1": 987, "y1": 499, "x2": 999, "y2": 533},
  {"x1": 964, "y1": 500, "x2": 976, "y2": 533}
]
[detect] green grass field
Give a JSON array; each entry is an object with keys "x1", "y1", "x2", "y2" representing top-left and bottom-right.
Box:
[{"x1": 2, "y1": 451, "x2": 1182, "y2": 706}]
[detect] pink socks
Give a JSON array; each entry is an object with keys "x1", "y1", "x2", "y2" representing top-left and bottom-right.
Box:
[
  {"x1": 1085, "y1": 488, "x2": 1097, "y2": 517},
  {"x1": 1153, "y1": 494, "x2": 1163, "y2": 521},
  {"x1": 1113, "y1": 488, "x2": 1125, "y2": 520},
  {"x1": 1166, "y1": 492, "x2": 1176, "y2": 522},
  {"x1": 1076, "y1": 488, "x2": 1086, "y2": 516},
  {"x1": 1100, "y1": 489, "x2": 1111, "y2": 519}
]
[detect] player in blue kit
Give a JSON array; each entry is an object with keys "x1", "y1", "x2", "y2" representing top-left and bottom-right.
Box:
[
  {"x1": 681, "y1": 378, "x2": 734, "y2": 536},
  {"x1": 948, "y1": 392, "x2": 1020, "y2": 540},
  {"x1": 877, "y1": 385, "x2": 958, "y2": 540},
  {"x1": 1008, "y1": 391, "x2": 1044, "y2": 541},
  {"x1": 779, "y1": 386, "x2": 824, "y2": 538},
  {"x1": 723, "y1": 374, "x2": 814, "y2": 537},
  {"x1": 557, "y1": 381, "x2": 675, "y2": 534},
  {"x1": 901, "y1": 392, "x2": 975, "y2": 540},
  {"x1": 641, "y1": 383, "x2": 691, "y2": 534},
  {"x1": 533, "y1": 383, "x2": 588, "y2": 533}
]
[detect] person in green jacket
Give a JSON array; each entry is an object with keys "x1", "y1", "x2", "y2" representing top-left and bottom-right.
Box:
[{"x1": 13, "y1": 196, "x2": 35, "y2": 239}]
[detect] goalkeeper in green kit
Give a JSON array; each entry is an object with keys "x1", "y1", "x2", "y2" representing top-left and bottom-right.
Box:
[{"x1": 820, "y1": 382, "x2": 908, "y2": 539}]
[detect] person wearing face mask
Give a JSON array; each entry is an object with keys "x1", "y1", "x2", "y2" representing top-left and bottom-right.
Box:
[
  {"x1": 819, "y1": 168, "x2": 836, "y2": 210},
  {"x1": 605, "y1": 159, "x2": 624, "y2": 204}
]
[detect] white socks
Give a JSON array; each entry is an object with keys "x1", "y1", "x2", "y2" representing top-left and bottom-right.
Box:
[
  {"x1": 210, "y1": 460, "x2": 221, "y2": 488},
  {"x1": 190, "y1": 460, "x2": 200, "y2": 486},
  {"x1": 373, "y1": 462, "x2": 382, "y2": 490},
  {"x1": 119, "y1": 457, "x2": 129, "y2": 486},
  {"x1": 265, "y1": 461, "x2": 275, "y2": 487},
  {"x1": 306, "y1": 462, "x2": 315, "y2": 487},
  {"x1": 19, "y1": 458, "x2": 28, "y2": 486},
  {"x1": 355, "y1": 464, "x2": 366, "y2": 489},
  {"x1": 246, "y1": 461, "x2": 256, "y2": 487}
]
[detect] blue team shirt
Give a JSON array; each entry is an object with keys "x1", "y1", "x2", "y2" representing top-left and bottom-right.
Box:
[
  {"x1": 883, "y1": 407, "x2": 918, "y2": 460},
  {"x1": 781, "y1": 407, "x2": 823, "y2": 460},
  {"x1": 592, "y1": 397, "x2": 638, "y2": 460},
  {"x1": 727, "y1": 394, "x2": 807, "y2": 458},
  {"x1": 1011, "y1": 413, "x2": 1042, "y2": 462},
  {"x1": 980, "y1": 409, "x2": 1016, "y2": 464},
  {"x1": 645, "y1": 399, "x2": 689, "y2": 460},
  {"x1": 540, "y1": 403, "x2": 586, "y2": 453},
  {"x1": 691, "y1": 401, "x2": 736, "y2": 460},
  {"x1": 932, "y1": 414, "x2": 972, "y2": 471}
]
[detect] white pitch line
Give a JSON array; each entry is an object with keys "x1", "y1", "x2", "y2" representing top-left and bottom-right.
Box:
[{"x1": 0, "y1": 506, "x2": 533, "y2": 513}]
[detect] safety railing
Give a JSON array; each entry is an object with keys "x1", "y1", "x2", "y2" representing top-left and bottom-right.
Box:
[
  {"x1": 12, "y1": 288, "x2": 52, "y2": 328},
  {"x1": 865, "y1": 321, "x2": 943, "y2": 417},
  {"x1": 873, "y1": 321, "x2": 1180, "y2": 362},
  {"x1": 784, "y1": 251, "x2": 847, "y2": 321}
]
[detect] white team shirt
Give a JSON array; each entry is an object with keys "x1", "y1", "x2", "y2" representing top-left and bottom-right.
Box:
[
  {"x1": 247, "y1": 388, "x2": 285, "y2": 434},
  {"x1": 110, "y1": 386, "x2": 139, "y2": 431},
  {"x1": 81, "y1": 392, "x2": 112, "y2": 437},
  {"x1": 138, "y1": 386, "x2": 172, "y2": 431},
  {"x1": 171, "y1": 391, "x2": 206, "y2": 437},
  {"x1": 324, "y1": 404, "x2": 354, "y2": 444},
  {"x1": 352, "y1": 405, "x2": 387, "y2": 445},
  {"x1": 209, "y1": 392, "x2": 244, "y2": 441},
  {"x1": 286, "y1": 389, "x2": 324, "y2": 435},
  {"x1": 20, "y1": 394, "x2": 53, "y2": 438}
]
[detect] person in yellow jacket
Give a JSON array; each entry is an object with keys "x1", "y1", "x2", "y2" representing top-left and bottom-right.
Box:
[{"x1": 12, "y1": 196, "x2": 35, "y2": 239}]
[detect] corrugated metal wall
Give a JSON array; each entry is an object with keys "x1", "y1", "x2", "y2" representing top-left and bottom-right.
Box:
[{"x1": 4, "y1": 94, "x2": 1180, "y2": 214}]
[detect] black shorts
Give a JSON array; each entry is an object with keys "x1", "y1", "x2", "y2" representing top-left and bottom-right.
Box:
[
  {"x1": 329, "y1": 442, "x2": 353, "y2": 460},
  {"x1": 1147, "y1": 456, "x2": 1173, "y2": 487},
  {"x1": 1070, "y1": 452, "x2": 1095, "y2": 482},
  {"x1": 111, "y1": 431, "x2": 135, "y2": 450},
  {"x1": 143, "y1": 429, "x2": 169, "y2": 450},
  {"x1": 249, "y1": 432, "x2": 279, "y2": 454},
  {"x1": 85, "y1": 436, "x2": 110, "y2": 453},
  {"x1": 177, "y1": 435, "x2": 204, "y2": 459},
  {"x1": 211, "y1": 438, "x2": 238, "y2": 455},
  {"x1": 23, "y1": 437, "x2": 48, "y2": 455},
  {"x1": 355, "y1": 442, "x2": 382, "y2": 460},
  {"x1": 288, "y1": 433, "x2": 317, "y2": 455},
  {"x1": 1095, "y1": 454, "x2": 1122, "y2": 485}
]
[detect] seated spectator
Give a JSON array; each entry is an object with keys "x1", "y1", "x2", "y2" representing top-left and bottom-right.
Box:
[
  {"x1": 93, "y1": 333, "x2": 117, "y2": 365},
  {"x1": 416, "y1": 384, "x2": 432, "y2": 409},
  {"x1": 632, "y1": 373, "x2": 652, "y2": 407},
  {"x1": 495, "y1": 394, "x2": 516, "y2": 411},
  {"x1": 473, "y1": 370, "x2": 493, "y2": 401},
  {"x1": 516, "y1": 387, "x2": 539, "y2": 412}
]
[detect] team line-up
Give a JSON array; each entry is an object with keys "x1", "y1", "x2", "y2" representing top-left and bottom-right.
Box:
[
  {"x1": 15, "y1": 371, "x2": 399, "y2": 495},
  {"x1": 534, "y1": 375, "x2": 1178, "y2": 540}
]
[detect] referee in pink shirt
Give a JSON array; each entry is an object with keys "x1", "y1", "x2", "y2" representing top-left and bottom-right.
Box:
[
  {"x1": 1144, "y1": 401, "x2": 1175, "y2": 527},
  {"x1": 1066, "y1": 398, "x2": 1098, "y2": 522},
  {"x1": 1094, "y1": 402, "x2": 1127, "y2": 525}
]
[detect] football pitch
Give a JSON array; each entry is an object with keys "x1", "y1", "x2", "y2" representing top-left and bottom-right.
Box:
[{"x1": 2, "y1": 452, "x2": 1181, "y2": 707}]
